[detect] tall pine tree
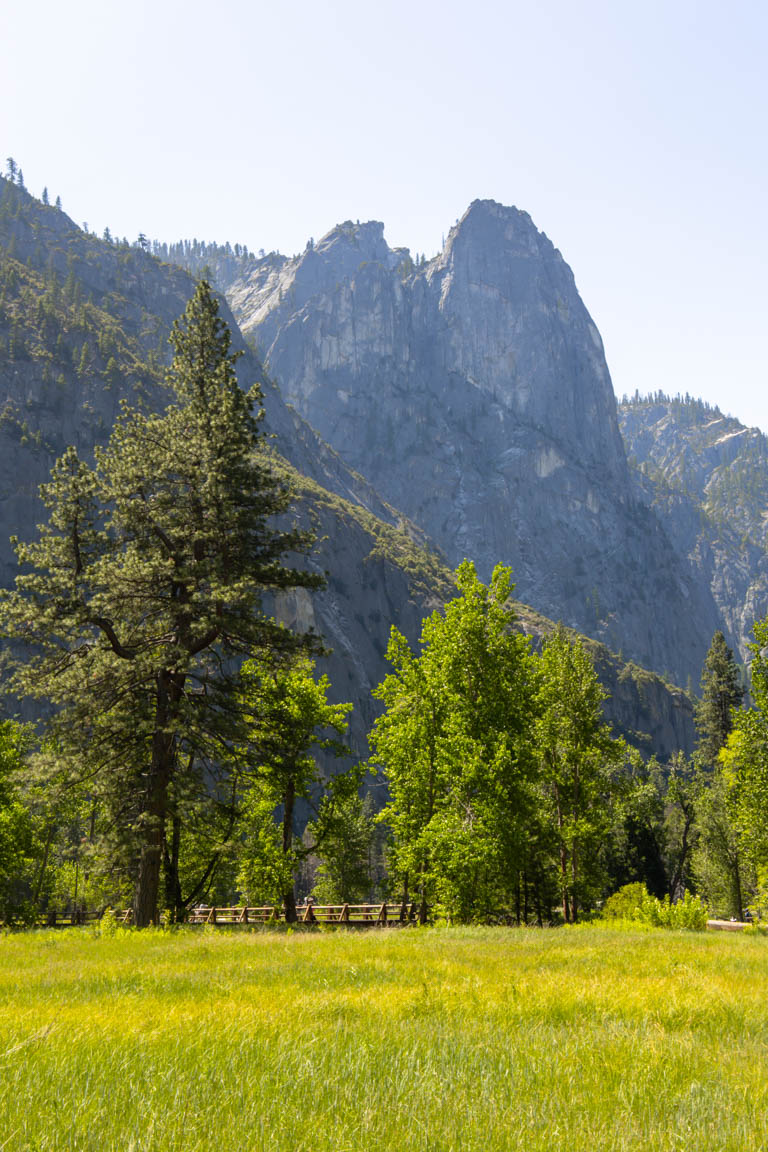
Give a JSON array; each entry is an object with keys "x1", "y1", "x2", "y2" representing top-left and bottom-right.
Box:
[
  {"x1": 0, "y1": 281, "x2": 322, "y2": 925},
  {"x1": 695, "y1": 631, "x2": 743, "y2": 768}
]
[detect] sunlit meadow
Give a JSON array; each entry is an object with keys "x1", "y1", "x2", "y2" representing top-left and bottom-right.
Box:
[{"x1": 1, "y1": 924, "x2": 767, "y2": 1151}]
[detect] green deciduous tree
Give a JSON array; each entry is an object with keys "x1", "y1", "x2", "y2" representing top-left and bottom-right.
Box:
[
  {"x1": 370, "y1": 562, "x2": 538, "y2": 922},
  {"x1": 692, "y1": 770, "x2": 747, "y2": 918},
  {"x1": 718, "y1": 618, "x2": 768, "y2": 908},
  {"x1": 600, "y1": 754, "x2": 669, "y2": 901},
  {"x1": 534, "y1": 626, "x2": 626, "y2": 922},
  {"x1": 662, "y1": 752, "x2": 699, "y2": 899},
  {"x1": 0, "y1": 281, "x2": 322, "y2": 925},
  {"x1": 236, "y1": 657, "x2": 355, "y2": 921},
  {"x1": 308, "y1": 791, "x2": 376, "y2": 905}
]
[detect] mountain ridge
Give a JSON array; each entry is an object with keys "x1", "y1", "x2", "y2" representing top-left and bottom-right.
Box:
[
  {"x1": 0, "y1": 176, "x2": 695, "y2": 759},
  {"x1": 619, "y1": 393, "x2": 768, "y2": 669},
  {"x1": 197, "y1": 202, "x2": 722, "y2": 686}
]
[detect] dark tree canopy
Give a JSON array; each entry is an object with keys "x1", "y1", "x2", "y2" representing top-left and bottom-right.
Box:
[{"x1": 695, "y1": 631, "x2": 744, "y2": 768}]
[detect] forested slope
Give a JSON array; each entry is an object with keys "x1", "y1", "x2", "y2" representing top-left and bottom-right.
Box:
[
  {"x1": 0, "y1": 176, "x2": 694, "y2": 758},
  {"x1": 620, "y1": 394, "x2": 768, "y2": 670}
]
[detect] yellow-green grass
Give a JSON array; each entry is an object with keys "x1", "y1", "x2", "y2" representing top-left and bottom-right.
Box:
[{"x1": 1, "y1": 924, "x2": 766, "y2": 1151}]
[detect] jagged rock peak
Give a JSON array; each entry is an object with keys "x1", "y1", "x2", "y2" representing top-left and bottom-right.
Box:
[
  {"x1": 430, "y1": 198, "x2": 578, "y2": 312},
  {"x1": 217, "y1": 196, "x2": 724, "y2": 688},
  {"x1": 299, "y1": 218, "x2": 410, "y2": 277},
  {"x1": 445, "y1": 198, "x2": 547, "y2": 251},
  {"x1": 314, "y1": 219, "x2": 387, "y2": 259}
]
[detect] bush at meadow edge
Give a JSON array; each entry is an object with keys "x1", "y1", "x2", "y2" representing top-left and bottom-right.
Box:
[{"x1": 602, "y1": 882, "x2": 709, "y2": 930}]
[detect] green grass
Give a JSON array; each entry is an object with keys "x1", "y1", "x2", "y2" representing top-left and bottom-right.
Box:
[{"x1": 1, "y1": 924, "x2": 767, "y2": 1151}]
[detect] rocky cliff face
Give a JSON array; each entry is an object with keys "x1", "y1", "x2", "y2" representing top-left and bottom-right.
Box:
[
  {"x1": 0, "y1": 178, "x2": 697, "y2": 760},
  {"x1": 0, "y1": 179, "x2": 425, "y2": 570},
  {"x1": 0, "y1": 178, "x2": 444, "y2": 743},
  {"x1": 221, "y1": 202, "x2": 720, "y2": 686},
  {"x1": 619, "y1": 396, "x2": 768, "y2": 669}
]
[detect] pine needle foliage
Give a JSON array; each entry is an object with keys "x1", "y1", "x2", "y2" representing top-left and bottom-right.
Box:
[
  {"x1": 695, "y1": 630, "x2": 744, "y2": 768},
  {"x1": 0, "y1": 281, "x2": 322, "y2": 925}
]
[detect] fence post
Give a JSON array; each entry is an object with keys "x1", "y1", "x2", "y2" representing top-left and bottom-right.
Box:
[
  {"x1": 339, "y1": 903, "x2": 350, "y2": 923},
  {"x1": 377, "y1": 903, "x2": 388, "y2": 925},
  {"x1": 206, "y1": 907, "x2": 217, "y2": 925}
]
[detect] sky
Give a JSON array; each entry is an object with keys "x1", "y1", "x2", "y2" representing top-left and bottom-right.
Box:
[{"x1": 3, "y1": 0, "x2": 767, "y2": 429}]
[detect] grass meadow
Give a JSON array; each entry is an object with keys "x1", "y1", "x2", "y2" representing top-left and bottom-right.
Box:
[{"x1": 1, "y1": 923, "x2": 767, "y2": 1151}]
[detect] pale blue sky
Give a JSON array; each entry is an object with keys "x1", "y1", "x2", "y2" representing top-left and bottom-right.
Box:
[{"x1": 3, "y1": 1, "x2": 767, "y2": 430}]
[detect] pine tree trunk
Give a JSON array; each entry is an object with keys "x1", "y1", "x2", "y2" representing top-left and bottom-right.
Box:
[
  {"x1": 163, "y1": 814, "x2": 183, "y2": 920},
  {"x1": 133, "y1": 672, "x2": 177, "y2": 928},
  {"x1": 134, "y1": 814, "x2": 165, "y2": 927}
]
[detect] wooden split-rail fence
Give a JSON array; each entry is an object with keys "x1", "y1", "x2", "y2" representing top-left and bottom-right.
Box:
[
  {"x1": 39, "y1": 909, "x2": 103, "y2": 928},
  {"x1": 186, "y1": 902, "x2": 422, "y2": 926},
  {"x1": 33, "y1": 902, "x2": 423, "y2": 929}
]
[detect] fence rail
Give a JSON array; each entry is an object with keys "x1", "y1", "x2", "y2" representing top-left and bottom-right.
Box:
[
  {"x1": 12, "y1": 909, "x2": 754, "y2": 931},
  {"x1": 23, "y1": 902, "x2": 422, "y2": 928},
  {"x1": 186, "y1": 902, "x2": 421, "y2": 926}
]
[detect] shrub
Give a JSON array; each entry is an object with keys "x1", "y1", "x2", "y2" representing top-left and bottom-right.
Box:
[
  {"x1": 635, "y1": 890, "x2": 708, "y2": 931},
  {"x1": 601, "y1": 882, "x2": 650, "y2": 921},
  {"x1": 601, "y1": 883, "x2": 708, "y2": 930},
  {"x1": 99, "y1": 907, "x2": 117, "y2": 938}
]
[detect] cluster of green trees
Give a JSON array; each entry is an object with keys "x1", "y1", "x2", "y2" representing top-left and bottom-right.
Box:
[
  {"x1": 364, "y1": 582, "x2": 767, "y2": 925},
  {"x1": 619, "y1": 390, "x2": 722, "y2": 419},
  {"x1": 368, "y1": 565, "x2": 628, "y2": 923},
  {"x1": 2, "y1": 280, "x2": 768, "y2": 928},
  {"x1": 638, "y1": 628, "x2": 764, "y2": 922}
]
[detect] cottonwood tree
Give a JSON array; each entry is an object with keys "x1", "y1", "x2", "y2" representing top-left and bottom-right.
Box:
[
  {"x1": 535, "y1": 626, "x2": 626, "y2": 922},
  {"x1": 235, "y1": 656, "x2": 355, "y2": 921},
  {"x1": 0, "y1": 281, "x2": 322, "y2": 926},
  {"x1": 370, "y1": 562, "x2": 539, "y2": 922},
  {"x1": 717, "y1": 618, "x2": 768, "y2": 911},
  {"x1": 308, "y1": 791, "x2": 376, "y2": 905},
  {"x1": 693, "y1": 771, "x2": 747, "y2": 918}
]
